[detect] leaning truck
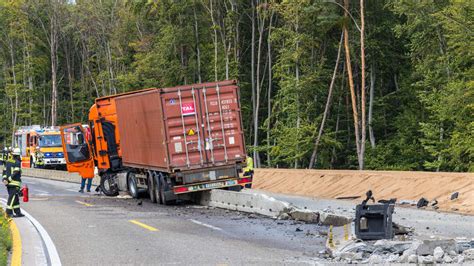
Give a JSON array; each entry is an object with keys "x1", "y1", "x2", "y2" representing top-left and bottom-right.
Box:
[{"x1": 60, "y1": 80, "x2": 250, "y2": 204}]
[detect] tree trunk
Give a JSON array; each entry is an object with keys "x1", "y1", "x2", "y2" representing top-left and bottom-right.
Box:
[
  {"x1": 250, "y1": 0, "x2": 257, "y2": 167},
  {"x1": 343, "y1": 0, "x2": 361, "y2": 168},
  {"x1": 210, "y1": 0, "x2": 218, "y2": 81},
  {"x1": 331, "y1": 95, "x2": 343, "y2": 167},
  {"x1": 9, "y1": 41, "x2": 18, "y2": 145},
  {"x1": 309, "y1": 32, "x2": 343, "y2": 169},
  {"x1": 266, "y1": 10, "x2": 274, "y2": 167},
  {"x1": 193, "y1": 1, "x2": 202, "y2": 83},
  {"x1": 253, "y1": 1, "x2": 266, "y2": 168},
  {"x1": 50, "y1": 11, "x2": 58, "y2": 127},
  {"x1": 368, "y1": 65, "x2": 375, "y2": 148},
  {"x1": 359, "y1": 0, "x2": 367, "y2": 169}
]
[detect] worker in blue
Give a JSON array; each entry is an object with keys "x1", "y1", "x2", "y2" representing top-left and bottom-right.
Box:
[
  {"x1": 242, "y1": 156, "x2": 254, "y2": 189},
  {"x1": 2, "y1": 148, "x2": 24, "y2": 218}
]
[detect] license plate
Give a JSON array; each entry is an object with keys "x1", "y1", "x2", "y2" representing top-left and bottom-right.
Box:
[{"x1": 188, "y1": 180, "x2": 237, "y2": 192}]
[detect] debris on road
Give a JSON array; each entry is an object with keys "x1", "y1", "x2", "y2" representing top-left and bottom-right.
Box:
[
  {"x1": 355, "y1": 191, "x2": 394, "y2": 240},
  {"x1": 451, "y1": 192, "x2": 459, "y2": 200},
  {"x1": 417, "y1": 197, "x2": 429, "y2": 208},
  {"x1": 335, "y1": 196, "x2": 361, "y2": 200}
]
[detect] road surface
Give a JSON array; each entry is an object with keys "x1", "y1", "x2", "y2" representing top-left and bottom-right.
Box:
[{"x1": 1, "y1": 177, "x2": 328, "y2": 265}]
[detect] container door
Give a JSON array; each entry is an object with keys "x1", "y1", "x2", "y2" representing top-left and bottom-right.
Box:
[
  {"x1": 199, "y1": 82, "x2": 245, "y2": 166},
  {"x1": 162, "y1": 87, "x2": 206, "y2": 169},
  {"x1": 60, "y1": 124, "x2": 95, "y2": 178}
]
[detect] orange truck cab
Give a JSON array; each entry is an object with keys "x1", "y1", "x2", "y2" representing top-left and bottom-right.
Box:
[{"x1": 61, "y1": 80, "x2": 250, "y2": 204}]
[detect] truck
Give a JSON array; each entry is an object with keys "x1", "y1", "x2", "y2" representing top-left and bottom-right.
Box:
[
  {"x1": 14, "y1": 126, "x2": 66, "y2": 169},
  {"x1": 60, "y1": 80, "x2": 250, "y2": 204}
]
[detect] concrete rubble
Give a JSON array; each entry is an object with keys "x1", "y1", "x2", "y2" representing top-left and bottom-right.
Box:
[{"x1": 326, "y1": 237, "x2": 474, "y2": 264}]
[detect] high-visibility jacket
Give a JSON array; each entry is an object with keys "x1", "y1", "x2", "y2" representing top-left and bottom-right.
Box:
[
  {"x1": 243, "y1": 156, "x2": 254, "y2": 174},
  {"x1": 2, "y1": 157, "x2": 22, "y2": 188}
]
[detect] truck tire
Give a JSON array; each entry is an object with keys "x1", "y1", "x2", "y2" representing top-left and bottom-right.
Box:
[
  {"x1": 100, "y1": 174, "x2": 119, "y2": 196},
  {"x1": 159, "y1": 174, "x2": 175, "y2": 205},
  {"x1": 147, "y1": 172, "x2": 157, "y2": 203},
  {"x1": 127, "y1": 172, "x2": 139, "y2": 199}
]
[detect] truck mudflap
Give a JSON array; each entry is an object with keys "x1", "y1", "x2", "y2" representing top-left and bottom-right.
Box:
[{"x1": 173, "y1": 177, "x2": 252, "y2": 194}]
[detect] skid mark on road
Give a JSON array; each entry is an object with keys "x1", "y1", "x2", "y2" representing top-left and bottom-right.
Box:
[
  {"x1": 189, "y1": 219, "x2": 223, "y2": 231},
  {"x1": 129, "y1": 220, "x2": 159, "y2": 232},
  {"x1": 75, "y1": 200, "x2": 94, "y2": 207}
]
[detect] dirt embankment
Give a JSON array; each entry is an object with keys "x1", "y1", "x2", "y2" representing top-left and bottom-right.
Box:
[{"x1": 253, "y1": 169, "x2": 474, "y2": 215}]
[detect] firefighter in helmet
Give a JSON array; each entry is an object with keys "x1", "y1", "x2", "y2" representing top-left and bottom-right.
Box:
[{"x1": 2, "y1": 148, "x2": 24, "y2": 218}]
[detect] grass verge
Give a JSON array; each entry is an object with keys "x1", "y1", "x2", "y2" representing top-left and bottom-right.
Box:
[{"x1": 0, "y1": 208, "x2": 12, "y2": 266}]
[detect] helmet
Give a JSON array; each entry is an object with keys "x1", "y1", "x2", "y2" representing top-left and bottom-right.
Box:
[{"x1": 12, "y1": 148, "x2": 21, "y2": 156}]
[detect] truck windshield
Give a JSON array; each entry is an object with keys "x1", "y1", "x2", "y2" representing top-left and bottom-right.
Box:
[{"x1": 39, "y1": 135, "x2": 62, "y2": 147}]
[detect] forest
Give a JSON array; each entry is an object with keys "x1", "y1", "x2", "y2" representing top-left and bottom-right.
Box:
[{"x1": 0, "y1": 0, "x2": 472, "y2": 171}]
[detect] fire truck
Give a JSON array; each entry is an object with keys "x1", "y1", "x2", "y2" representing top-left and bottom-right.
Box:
[{"x1": 14, "y1": 126, "x2": 66, "y2": 169}]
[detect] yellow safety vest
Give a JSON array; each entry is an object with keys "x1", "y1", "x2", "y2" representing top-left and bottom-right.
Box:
[{"x1": 243, "y1": 157, "x2": 254, "y2": 173}]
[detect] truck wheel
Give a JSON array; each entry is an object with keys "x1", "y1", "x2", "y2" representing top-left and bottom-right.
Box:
[
  {"x1": 147, "y1": 172, "x2": 157, "y2": 203},
  {"x1": 159, "y1": 175, "x2": 175, "y2": 205},
  {"x1": 100, "y1": 174, "x2": 119, "y2": 196},
  {"x1": 127, "y1": 172, "x2": 139, "y2": 199}
]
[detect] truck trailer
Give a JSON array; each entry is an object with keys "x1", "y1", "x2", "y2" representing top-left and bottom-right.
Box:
[{"x1": 60, "y1": 80, "x2": 250, "y2": 204}]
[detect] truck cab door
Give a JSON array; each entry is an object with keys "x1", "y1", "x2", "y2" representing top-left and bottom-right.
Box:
[{"x1": 60, "y1": 124, "x2": 95, "y2": 178}]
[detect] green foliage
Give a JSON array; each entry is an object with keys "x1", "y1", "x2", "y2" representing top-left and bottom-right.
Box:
[
  {"x1": 0, "y1": 209, "x2": 12, "y2": 266},
  {"x1": 0, "y1": 0, "x2": 471, "y2": 171}
]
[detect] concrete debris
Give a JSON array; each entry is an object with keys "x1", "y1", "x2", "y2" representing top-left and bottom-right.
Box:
[
  {"x1": 417, "y1": 197, "x2": 429, "y2": 208},
  {"x1": 416, "y1": 239, "x2": 456, "y2": 256},
  {"x1": 433, "y1": 246, "x2": 444, "y2": 262},
  {"x1": 418, "y1": 255, "x2": 434, "y2": 264},
  {"x1": 288, "y1": 209, "x2": 319, "y2": 223},
  {"x1": 319, "y1": 212, "x2": 351, "y2": 226},
  {"x1": 335, "y1": 196, "x2": 360, "y2": 200},
  {"x1": 407, "y1": 254, "x2": 418, "y2": 263},
  {"x1": 457, "y1": 255, "x2": 465, "y2": 263},
  {"x1": 393, "y1": 222, "x2": 414, "y2": 235},
  {"x1": 378, "y1": 198, "x2": 397, "y2": 204},
  {"x1": 450, "y1": 192, "x2": 459, "y2": 200},
  {"x1": 277, "y1": 212, "x2": 290, "y2": 220},
  {"x1": 443, "y1": 254, "x2": 453, "y2": 263},
  {"x1": 462, "y1": 248, "x2": 474, "y2": 261},
  {"x1": 399, "y1": 199, "x2": 417, "y2": 205},
  {"x1": 430, "y1": 199, "x2": 438, "y2": 206},
  {"x1": 373, "y1": 239, "x2": 413, "y2": 254},
  {"x1": 368, "y1": 254, "x2": 383, "y2": 264},
  {"x1": 387, "y1": 254, "x2": 399, "y2": 262}
]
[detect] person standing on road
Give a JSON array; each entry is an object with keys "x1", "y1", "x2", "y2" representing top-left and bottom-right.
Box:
[
  {"x1": 79, "y1": 177, "x2": 93, "y2": 193},
  {"x1": 242, "y1": 156, "x2": 254, "y2": 189},
  {"x1": 2, "y1": 148, "x2": 24, "y2": 218}
]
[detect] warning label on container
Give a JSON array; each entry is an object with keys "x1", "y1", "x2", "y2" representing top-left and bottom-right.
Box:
[{"x1": 181, "y1": 102, "x2": 195, "y2": 116}]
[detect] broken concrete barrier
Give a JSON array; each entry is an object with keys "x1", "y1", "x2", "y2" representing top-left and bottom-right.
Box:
[
  {"x1": 320, "y1": 212, "x2": 352, "y2": 226},
  {"x1": 416, "y1": 239, "x2": 456, "y2": 256},
  {"x1": 288, "y1": 209, "x2": 319, "y2": 223}
]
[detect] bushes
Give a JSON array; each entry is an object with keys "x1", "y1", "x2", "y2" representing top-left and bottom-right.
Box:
[{"x1": 0, "y1": 209, "x2": 12, "y2": 266}]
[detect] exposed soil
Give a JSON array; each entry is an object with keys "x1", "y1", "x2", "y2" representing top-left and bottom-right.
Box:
[{"x1": 253, "y1": 169, "x2": 474, "y2": 215}]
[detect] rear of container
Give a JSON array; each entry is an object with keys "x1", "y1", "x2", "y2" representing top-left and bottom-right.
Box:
[{"x1": 114, "y1": 80, "x2": 249, "y2": 199}]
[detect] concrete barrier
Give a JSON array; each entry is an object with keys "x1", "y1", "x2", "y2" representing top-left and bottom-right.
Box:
[
  {"x1": 0, "y1": 166, "x2": 99, "y2": 185},
  {"x1": 198, "y1": 189, "x2": 293, "y2": 218}
]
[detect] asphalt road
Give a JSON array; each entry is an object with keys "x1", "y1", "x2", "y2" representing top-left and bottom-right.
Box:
[{"x1": 0, "y1": 177, "x2": 329, "y2": 265}]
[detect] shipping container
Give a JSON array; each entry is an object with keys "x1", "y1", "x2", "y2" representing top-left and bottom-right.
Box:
[{"x1": 61, "y1": 80, "x2": 251, "y2": 204}]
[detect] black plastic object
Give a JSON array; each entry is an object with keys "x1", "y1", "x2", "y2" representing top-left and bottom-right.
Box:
[{"x1": 355, "y1": 203, "x2": 395, "y2": 240}]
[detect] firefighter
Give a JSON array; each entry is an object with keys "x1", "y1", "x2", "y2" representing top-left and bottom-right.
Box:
[
  {"x1": 242, "y1": 156, "x2": 254, "y2": 189},
  {"x1": 2, "y1": 148, "x2": 24, "y2": 218}
]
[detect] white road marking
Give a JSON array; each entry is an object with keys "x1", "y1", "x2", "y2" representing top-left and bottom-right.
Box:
[
  {"x1": 0, "y1": 198, "x2": 62, "y2": 266},
  {"x1": 189, "y1": 219, "x2": 223, "y2": 231},
  {"x1": 66, "y1": 189, "x2": 78, "y2": 192}
]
